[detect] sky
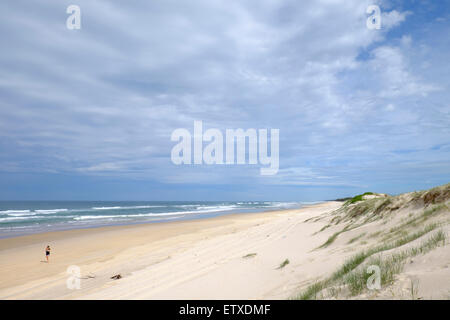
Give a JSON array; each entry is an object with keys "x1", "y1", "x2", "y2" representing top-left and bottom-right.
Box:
[{"x1": 0, "y1": 0, "x2": 449, "y2": 201}]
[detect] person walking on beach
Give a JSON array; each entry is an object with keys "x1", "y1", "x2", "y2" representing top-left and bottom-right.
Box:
[{"x1": 45, "y1": 245, "x2": 51, "y2": 262}]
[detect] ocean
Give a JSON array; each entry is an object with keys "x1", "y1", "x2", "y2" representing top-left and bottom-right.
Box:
[{"x1": 0, "y1": 201, "x2": 316, "y2": 238}]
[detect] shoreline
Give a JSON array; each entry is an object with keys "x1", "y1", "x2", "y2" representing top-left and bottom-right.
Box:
[
  {"x1": 0, "y1": 202, "x2": 317, "y2": 240},
  {"x1": 0, "y1": 203, "x2": 317, "y2": 242},
  {"x1": 0, "y1": 205, "x2": 308, "y2": 250},
  {"x1": 0, "y1": 201, "x2": 341, "y2": 299}
]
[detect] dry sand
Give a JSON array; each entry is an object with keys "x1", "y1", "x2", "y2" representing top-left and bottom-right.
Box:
[
  {"x1": 0, "y1": 202, "x2": 344, "y2": 299},
  {"x1": 0, "y1": 198, "x2": 448, "y2": 300}
]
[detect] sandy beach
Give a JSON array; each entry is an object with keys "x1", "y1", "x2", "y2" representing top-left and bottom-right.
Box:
[
  {"x1": 1, "y1": 187, "x2": 448, "y2": 300},
  {"x1": 0, "y1": 202, "x2": 344, "y2": 299}
]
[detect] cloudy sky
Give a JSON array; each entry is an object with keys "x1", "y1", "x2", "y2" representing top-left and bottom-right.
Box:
[{"x1": 0, "y1": 0, "x2": 449, "y2": 200}]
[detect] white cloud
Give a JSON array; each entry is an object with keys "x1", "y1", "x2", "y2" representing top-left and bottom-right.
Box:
[
  {"x1": 381, "y1": 10, "x2": 411, "y2": 29},
  {"x1": 368, "y1": 45, "x2": 439, "y2": 98},
  {"x1": 0, "y1": 0, "x2": 447, "y2": 193}
]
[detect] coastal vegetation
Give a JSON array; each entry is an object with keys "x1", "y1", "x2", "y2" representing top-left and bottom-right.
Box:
[{"x1": 296, "y1": 183, "x2": 450, "y2": 299}]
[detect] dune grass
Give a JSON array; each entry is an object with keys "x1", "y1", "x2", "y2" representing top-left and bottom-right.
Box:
[
  {"x1": 343, "y1": 229, "x2": 446, "y2": 297},
  {"x1": 347, "y1": 232, "x2": 367, "y2": 244},
  {"x1": 409, "y1": 278, "x2": 420, "y2": 300},
  {"x1": 319, "y1": 232, "x2": 340, "y2": 248},
  {"x1": 242, "y1": 253, "x2": 257, "y2": 259},
  {"x1": 318, "y1": 224, "x2": 331, "y2": 233},
  {"x1": 320, "y1": 201, "x2": 447, "y2": 249},
  {"x1": 299, "y1": 185, "x2": 449, "y2": 299},
  {"x1": 346, "y1": 192, "x2": 375, "y2": 204},
  {"x1": 382, "y1": 203, "x2": 447, "y2": 241},
  {"x1": 295, "y1": 225, "x2": 445, "y2": 300}
]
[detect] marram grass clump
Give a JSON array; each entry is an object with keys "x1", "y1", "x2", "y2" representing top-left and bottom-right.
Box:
[{"x1": 295, "y1": 227, "x2": 446, "y2": 300}]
